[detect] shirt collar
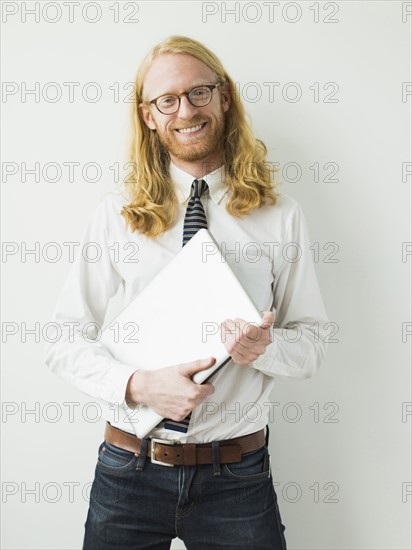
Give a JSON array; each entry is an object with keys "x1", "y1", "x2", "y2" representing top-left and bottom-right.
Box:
[{"x1": 169, "y1": 161, "x2": 228, "y2": 205}]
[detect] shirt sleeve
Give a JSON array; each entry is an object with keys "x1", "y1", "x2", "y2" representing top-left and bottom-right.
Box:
[
  {"x1": 43, "y1": 198, "x2": 138, "y2": 406},
  {"x1": 252, "y1": 200, "x2": 329, "y2": 379}
]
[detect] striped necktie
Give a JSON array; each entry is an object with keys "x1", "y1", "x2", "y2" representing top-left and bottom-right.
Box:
[
  {"x1": 163, "y1": 178, "x2": 209, "y2": 433},
  {"x1": 182, "y1": 178, "x2": 209, "y2": 247}
]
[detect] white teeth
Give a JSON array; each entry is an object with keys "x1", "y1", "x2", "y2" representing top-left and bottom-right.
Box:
[{"x1": 177, "y1": 124, "x2": 203, "y2": 134}]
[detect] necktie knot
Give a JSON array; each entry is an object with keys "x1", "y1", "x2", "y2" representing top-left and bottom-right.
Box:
[{"x1": 192, "y1": 179, "x2": 208, "y2": 199}]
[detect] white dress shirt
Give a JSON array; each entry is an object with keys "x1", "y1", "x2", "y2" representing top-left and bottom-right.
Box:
[{"x1": 44, "y1": 162, "x2": 329, "y2": 443}]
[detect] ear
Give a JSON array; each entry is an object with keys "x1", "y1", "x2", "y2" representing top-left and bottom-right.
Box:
[
  {"x1": 221, "y1": 82, "x2": 231, "y2": 113},
  {"x1": 138, "y1": 103, "x2": 156, "y2": 130}
]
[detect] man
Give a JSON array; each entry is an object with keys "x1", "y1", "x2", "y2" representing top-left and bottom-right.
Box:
[{"x1": 44, "y1": 35, "x2": 329, "y2": 550}]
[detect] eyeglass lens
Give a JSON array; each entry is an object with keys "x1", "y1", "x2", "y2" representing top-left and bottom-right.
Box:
[{"x1": 156, "y1": 86, "x2": 214, "y2": 114}]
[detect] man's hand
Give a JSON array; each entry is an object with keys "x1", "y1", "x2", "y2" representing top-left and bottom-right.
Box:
[
  {"x1": 126, "y1": 358, "x2": 216, "y2": 420},
  {"x1": 221, "y1": 310, "x2": 275, "y2": 365}
]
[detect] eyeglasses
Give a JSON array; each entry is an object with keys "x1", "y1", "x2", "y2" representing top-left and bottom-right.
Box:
[{"x1": 146, "y1": 82, "x2": 223, "y2": 115}]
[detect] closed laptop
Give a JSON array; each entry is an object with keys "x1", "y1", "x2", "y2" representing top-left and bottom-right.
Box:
[{"x1": 100, "y1": 228, "x2": 263, "y2": 438}]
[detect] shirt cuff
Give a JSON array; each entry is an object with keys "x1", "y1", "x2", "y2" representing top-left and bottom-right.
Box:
[
  {"x1": 251, "y1": 338, "x2": 279, "y2": 374},
  {"x1": 100, "y1": 363, "x2": 140, "y2": 407}
]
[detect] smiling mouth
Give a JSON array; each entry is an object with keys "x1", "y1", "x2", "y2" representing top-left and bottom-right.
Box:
[{"x1": 175, "y1": 122, "x2": 206, "y2": 134}]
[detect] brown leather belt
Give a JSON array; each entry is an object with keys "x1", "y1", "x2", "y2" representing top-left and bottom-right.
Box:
[{"x1": 104, "y1": 422, "x2": 266, "y2": 467}]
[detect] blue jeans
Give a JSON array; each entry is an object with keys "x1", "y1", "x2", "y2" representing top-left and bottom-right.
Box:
[{"x1": 83, "y1": 429, "x2": 287, "y2": 549}]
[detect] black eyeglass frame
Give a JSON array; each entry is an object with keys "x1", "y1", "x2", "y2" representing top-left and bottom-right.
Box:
[{"x1": 145, "y1": 82, "x2": 224, "y2": 115}]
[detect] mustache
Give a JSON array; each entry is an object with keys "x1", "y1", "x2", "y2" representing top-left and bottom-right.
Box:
[{"x1": 170, "y1": 116, "x2": 209, "y2": 131}]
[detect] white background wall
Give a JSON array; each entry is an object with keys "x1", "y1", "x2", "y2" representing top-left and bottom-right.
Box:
[{"x1": 1, "y1": 1, "x2": 411, "y2": 549}]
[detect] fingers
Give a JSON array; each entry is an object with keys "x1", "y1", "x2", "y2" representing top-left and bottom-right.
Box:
[
  {"x1": 222, "y1": 317, "x2": 272, "y2": 344},
  {"x1": 145, "y1": 361, "x2": 216, "y2": 420},
  {"x1": 223, "y1": 311, "x2": 275, "y2": 332},
  {"x1": 168, "y1": 382, "x2": 215, "y2": 421},
  {"x1": 150, "y1": 379, "x2": 215, "y2": 421},
  {"x1": 228, "y1": 340, "x2": 264, "y2": 364},
  {"x1": 220, "y1": 312, "x2": 274, "y2": 365},
  {"x1": 201, "y1": 382, "x2": 215, "y2": 396}
]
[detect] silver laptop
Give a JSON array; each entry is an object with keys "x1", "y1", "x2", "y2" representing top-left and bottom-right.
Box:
[{"x1": 100, "y1": 228, "x2": 263, "y2": 438}]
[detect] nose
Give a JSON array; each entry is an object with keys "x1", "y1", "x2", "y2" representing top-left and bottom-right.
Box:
[{"x1": 176, "y1": 95, "x2": 199, "y2": 119}]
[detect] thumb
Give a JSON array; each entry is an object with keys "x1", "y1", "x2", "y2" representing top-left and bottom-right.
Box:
[
  {"x1": 179, "y1": 357, "x2": 216, "y2": 378},
  {"x1": 260, "y1": 310, "x2": 276, "y2": 329}
]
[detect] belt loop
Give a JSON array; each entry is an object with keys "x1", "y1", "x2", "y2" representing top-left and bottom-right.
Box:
[
  {"x1": 263, "y1": 425, "x2": 270, "y2": 474},
  {"x1": 211, "y1": 441, "x2": 221, "y2": 476},
  {"x1": 136, "y1": 438, "x2": 149, "y2": 471},
  {"x1": 265, "y1": 424, "x2": 270, "y2": 447}
]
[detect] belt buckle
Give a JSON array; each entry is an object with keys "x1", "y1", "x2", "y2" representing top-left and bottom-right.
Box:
[{"x1": 150, "y1": 437, "x2": 179, "y2": 467}]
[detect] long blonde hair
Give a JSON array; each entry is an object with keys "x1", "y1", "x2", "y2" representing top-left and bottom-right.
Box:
[{"x1": 121, "y1": 35, "x2": 279, "y2": 237}]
